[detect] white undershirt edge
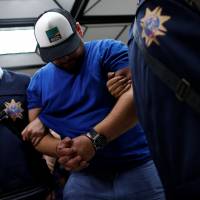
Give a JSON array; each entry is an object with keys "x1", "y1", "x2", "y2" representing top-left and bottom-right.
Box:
[{"x1": 0, "y1": 67, "x2": 3, "y2": 79}]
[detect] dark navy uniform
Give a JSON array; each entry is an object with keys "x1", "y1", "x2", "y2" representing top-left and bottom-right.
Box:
[
  {"x1": 0, "y1": 70, "x2": 53, "y2": 200},
  {"x1": 129, "y1": 1, "x2": 200, "y2": 199}
]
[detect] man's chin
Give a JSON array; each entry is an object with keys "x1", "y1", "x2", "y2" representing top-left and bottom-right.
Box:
[{"x1": 61, "y1": 64, "x2": 81, "y2": 74}]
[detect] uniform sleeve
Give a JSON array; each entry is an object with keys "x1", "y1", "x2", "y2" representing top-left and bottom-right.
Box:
[
  {"x1": 27, "y1": 70, "x2": 43, "y2": 109},
  {"x1": 100, "y1": 39, "x2": 129, "y2": 72}
]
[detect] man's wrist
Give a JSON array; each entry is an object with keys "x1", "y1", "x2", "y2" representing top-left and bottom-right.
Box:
[
  {"x1": 85, "y1": 129, "x2": 107, "y2": 151},
  {"x1": 84, "y1": 134, "x2": 97, "y2": 152},
  {"x1": 55, "y1": 140, "x2": 61, "y2": 157}
]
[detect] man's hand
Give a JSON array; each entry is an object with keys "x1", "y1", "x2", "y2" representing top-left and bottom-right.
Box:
[
  {"x1": 57, "y1": 135, "x2": 95, "y2": 171},
  {"x1": 57, "y1": 137, "x2": 84, "y2": 171},
  {"x1": 107, "y1": 72, "x2": 132, "y2": 98},
  {"x1": 21, "y1": 117, "x2": 47, "y2": 146}
]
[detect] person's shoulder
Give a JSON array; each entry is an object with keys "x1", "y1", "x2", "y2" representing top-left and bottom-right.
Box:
[
  {"x1": 100, "y1": 39, "x2": 126, "y2": 46},
  {"x1": 85, "y1": 39, "x2": 127, "y2": 53},
  {"x1": 99, "y1": 39, "x2": 127, "y2": 51},
  {"x1": 32, "y1": 62, "x2": 53, "y2": 77},
  {"x1": 86, "y1": 39, "x2": 125, "y2": 46}
]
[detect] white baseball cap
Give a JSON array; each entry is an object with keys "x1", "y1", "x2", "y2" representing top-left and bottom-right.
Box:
[{"x1": 34, "y1": 8, "x2": 81, "y2": 62}]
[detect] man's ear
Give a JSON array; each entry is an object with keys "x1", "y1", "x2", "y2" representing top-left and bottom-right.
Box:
[{"x1": 76, "y1": 22, "x2": 84, "y2": 37}]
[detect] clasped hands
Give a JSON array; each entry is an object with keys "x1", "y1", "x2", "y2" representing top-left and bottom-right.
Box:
[
  {"x1": 56, "y1": 135, "x2": 95, "y2": 171},
  {"x1": 22, "y1": 118, "x2": 95, "y2": 171}
]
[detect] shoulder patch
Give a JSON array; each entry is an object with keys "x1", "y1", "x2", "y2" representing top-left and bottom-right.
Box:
[
  {"x1": 140, "y1": 7, "x2": 171, "y2": 47},
  {"x1": 4, "y1": 99, "x2": 24, "y2": 121}
]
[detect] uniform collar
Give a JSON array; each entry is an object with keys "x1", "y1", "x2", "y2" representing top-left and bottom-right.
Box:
[{"x1": 0, "y1": 67, "x2": 3, "y2": 79}]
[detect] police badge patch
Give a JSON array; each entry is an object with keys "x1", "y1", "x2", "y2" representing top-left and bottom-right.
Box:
[
  {"x1": 4, "y1": 99, "x2": 24, "y2": 121},
  {"x1": 140, "y1": 7, "x2": 171, "y2": 47}
]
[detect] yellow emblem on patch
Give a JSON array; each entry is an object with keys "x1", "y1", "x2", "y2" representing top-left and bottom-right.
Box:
[
  {"x1": 4, "y1": 99, "x2": 24, "y2": 121},
  {"x1": 140, "y1": 6, "x2": 171, "y2": 47}
]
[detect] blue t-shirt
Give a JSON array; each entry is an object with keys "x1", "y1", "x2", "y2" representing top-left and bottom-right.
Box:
[
  {"x1": 129, "y1": 0, "x2": 200, "y2": 198},
  {"x1": 28, "y1": 39, "x2": 150, "y2": 169}
]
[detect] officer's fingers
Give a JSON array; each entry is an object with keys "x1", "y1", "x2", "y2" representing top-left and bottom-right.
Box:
[
  {"x1": 21, "y1": 128, "x2": 27, "y2": 141},
  {"x1": 114, "y1": 81, "x2": 131, "y2": 95},
  {"x1": 107, "y1": 80, "x2": 122, "y2": 95},
  {"x1": 109, "y1": 77, "x2": 128, "y2": 94},
  {"x1": 118, "y1": 77, "x2": 131, "y2": 85},
  {"x1": 107, "y1": 76, "x2": 124, "y2": 86},
  {"x1": 25, "y1": 128, "x2": 34, "y2": 140},
  {"x1": 31, "y1": 136, "x2": 43, "y2": 146},
  {"x1": 21, "y1": 127, "x2": 30, "y2": 141},
  {"x1": 115, "y1": 84, "x2": 131, "y2": 98},
  {"x1": 31, "y1": 136, "x2": 37, "y2": 146},
  {"x1": 127, "y1": 79, "x2": 132, "y2": 84},
  {"x1": 107, "y1": 72, "x2": 115, "y2": 80},
  {"x1": 106, "y1": 76, "x2": 124, "y2": 88},
  {"x1": 116, "y1": 83, "x2": 132, "y2": 98},
  {"x1": 111, "y1": 83, "x2": 127, "y2": 96}
]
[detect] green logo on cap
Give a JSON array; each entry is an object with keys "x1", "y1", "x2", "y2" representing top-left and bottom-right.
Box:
[{"x1": 46, "y1": 27, "x2": 62, "y2": 43}]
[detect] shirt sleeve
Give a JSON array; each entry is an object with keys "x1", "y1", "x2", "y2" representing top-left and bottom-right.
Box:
[
  {"x1": 100, "y1": 39, "x2": 129, "y2": 72},
  {"x1": 27, "y1": 70, "x2": 43, "y2": 109}
]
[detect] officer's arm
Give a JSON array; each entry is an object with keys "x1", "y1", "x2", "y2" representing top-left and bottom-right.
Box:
[
  {"x1": 22, "y1": 108, "x2": 60, "y2": 157},
  {"x1": 22, "y1": 108, "x2": 46, "y2": 145}
]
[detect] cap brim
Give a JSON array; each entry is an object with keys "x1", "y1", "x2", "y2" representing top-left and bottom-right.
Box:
[{"x1": 39, "y1": 33, "x2": 81, "y2": 62}]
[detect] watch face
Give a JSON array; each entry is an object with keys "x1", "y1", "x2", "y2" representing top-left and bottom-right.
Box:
[
  {"x1": 94, "y1": 135, "x2": 107, "y2": 149},
  {"x1": 89, "y1": 129, "x2": 107, "y2": 150}
]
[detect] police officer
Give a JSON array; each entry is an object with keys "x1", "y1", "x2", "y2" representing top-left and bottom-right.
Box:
[
  {"x1": 128, "y1": 0, "x2": 200, "y2": 199},
  {"x1": 0, "y1": 67, "x2": 53, "y2": 199}
]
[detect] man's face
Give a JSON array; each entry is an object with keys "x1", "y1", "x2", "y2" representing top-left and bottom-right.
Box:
[{"x1": 53, "y1": 42, "x2": 84, "y2": 72}]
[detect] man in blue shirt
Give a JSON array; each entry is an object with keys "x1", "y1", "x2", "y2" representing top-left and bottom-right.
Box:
[
  {"x1": 126, "y1": 0, "x2": 200, "y2": 199},
  {"x1": 22, "y1": 8, "x2": 165, "y2": 200}
]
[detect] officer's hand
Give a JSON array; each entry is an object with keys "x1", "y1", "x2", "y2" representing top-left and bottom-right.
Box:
[
  {"x1": 21, "y1": 117, "x2": 47, "y2": 146},
  {"x1": 107, "y1": 72, "x2": 132, "y2": 98},
  {"x1": 58, "y1": 135, "x2": 94, "y2": 171}
]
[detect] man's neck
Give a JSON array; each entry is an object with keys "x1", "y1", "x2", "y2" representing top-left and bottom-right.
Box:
[{"x1": 0, "y1": 67, "x2": 3, "y2": 79}]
